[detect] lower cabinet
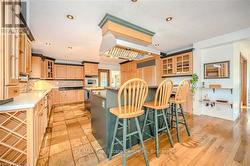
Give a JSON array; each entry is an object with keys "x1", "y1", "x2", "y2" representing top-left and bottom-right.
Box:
[
  {"x1": 33, "y1": 97, "x2": 48, "y2": 164},
  {"x1": 53, "y1": 89, "x2": 84, "y2": 105}
]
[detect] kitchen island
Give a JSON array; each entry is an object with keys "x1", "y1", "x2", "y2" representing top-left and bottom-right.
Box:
[
  {"x1": 90, "y1": 87, "x2": 159, "y2": 156},
  {"x1": 90, "y1": 86, "x2": 193, "y2": 157}
]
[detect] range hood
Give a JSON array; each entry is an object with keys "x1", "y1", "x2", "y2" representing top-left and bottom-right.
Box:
[{"x1": 99, "y1": 32, "x2": 160, "y2": 60}]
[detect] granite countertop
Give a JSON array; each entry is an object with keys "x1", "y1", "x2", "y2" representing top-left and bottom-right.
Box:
[{"x1": 0, "y1": 88, "x2": 55, "y2": 112}]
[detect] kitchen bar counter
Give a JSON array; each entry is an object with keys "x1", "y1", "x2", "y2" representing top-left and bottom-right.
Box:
[
  {"x1": 0, "y1": 88, "x2": 55, "y2": 112},
  {"x1": 90, "y1": 87, "x2": 157, "y2": 156}
]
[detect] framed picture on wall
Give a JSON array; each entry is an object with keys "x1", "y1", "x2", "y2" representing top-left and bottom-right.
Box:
[{"x1": 204, "y1": 61, "x2": 230, "y2": 79}]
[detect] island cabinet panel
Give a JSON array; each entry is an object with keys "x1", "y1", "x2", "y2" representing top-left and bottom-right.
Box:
[
  {"x1": 84, "y1": 63, "x2": 98, "y2": 76},
  {"x1": 162, "y1": 51, "x2": 193, "y2": 77}
]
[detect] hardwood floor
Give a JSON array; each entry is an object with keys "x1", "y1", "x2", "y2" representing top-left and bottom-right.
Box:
[
  {"x1": 37, "y1": 104, "x2": 250, "y2": 166},
  {"x1": 101, "y1": 108, "x2": 250, "y2": 166}
]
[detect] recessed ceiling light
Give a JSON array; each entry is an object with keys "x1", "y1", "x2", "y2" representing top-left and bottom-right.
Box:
[
  {"x1": 131, "y1": 0, "x2": 138, "y2": 2},
  {"x1": 166, "y1": 17, "x2": 173, "y2": 22},
  {"x1": 66, "y1": 15, "x2": 74, "y2": 20}
]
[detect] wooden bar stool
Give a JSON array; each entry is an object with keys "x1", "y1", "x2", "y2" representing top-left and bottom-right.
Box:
[
  {"x1": 109, "y1": 78, "x2": 149, "y2": 166},
  {"x1": 169, "y1": 80, "x2": 191, "y2": 142},
  {"x1": 142, "y1": 79, "x2": 174, "y2": 157}
]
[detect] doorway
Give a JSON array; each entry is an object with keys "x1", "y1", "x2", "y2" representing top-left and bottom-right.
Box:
[
  {"x1": 240, "y1": 54, "x2": 247, "y2": 107},
  {"x1": 98, "y1": 69, "x2": 110, "y2": 87}
]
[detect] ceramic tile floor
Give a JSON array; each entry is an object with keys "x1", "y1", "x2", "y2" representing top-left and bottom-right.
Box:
[{"x1": 36, "y1": 103, "x2": 107, "y2": 166}]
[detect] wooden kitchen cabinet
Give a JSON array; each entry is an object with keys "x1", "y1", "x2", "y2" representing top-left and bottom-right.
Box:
[
  {"x1": 31, "y1": 55, "x2": 55, "y2": 79},
  {"x1": 74, "y1": 66, "x2": 84, "y2": 79},
  {"x1": 84, "y1": 63, "x2": 98, "y2": 76},
  {"x1": 55, "y1": 64, "x2": 83, "y2": 79},
  {"x1": 30, "y1": 56, "x2": 43, "y2": 78},
  {"x1": 120, "y1": 56, "x2": 162, "y2": 86},
  {"x1": 4, "y1": 33, "x2": 20, "y2": 86},
  {"x1": 18, "y1": 33, "x2": 32, "y2": 75},
  {"x1": 162, "y1": 51, "x2": 193, "y2": 77},
  {"x1": 52, "y1": 88, "x2": 61, "y2": 105},
  {"x1": 53, "y1": 89, "x2": 84, "y2": 105},
  {"x1": 33, "y1": 97, "x2": 48, "y2": 164},
  {"x1": 44, "y1": 59, "x2": 55, "y2": 79},
  {"x1": 55, "y1": 64, "x2": 67, "y2": 79},
  {"x1": 25, "y1": 36, "x2": 32, "y2": 74}
]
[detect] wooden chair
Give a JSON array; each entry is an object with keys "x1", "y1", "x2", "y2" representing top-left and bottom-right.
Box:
[
  {"x1": 142, "y1": 79, "x2": 174, "y2": 157},
  {"x1": 109, "y1": 78, "x2": 149, "y2": 166},
  {"x1": 169, "y1": 80, "x2": 191, "y2": 142}
]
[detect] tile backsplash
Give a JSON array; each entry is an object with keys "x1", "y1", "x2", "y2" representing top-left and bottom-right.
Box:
[{"x1": 19, "y1": 79, "x2": 84, "y2": 93}]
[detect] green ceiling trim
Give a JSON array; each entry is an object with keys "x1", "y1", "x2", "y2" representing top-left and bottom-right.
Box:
[{"x1": 98, "y1": 13, "x2": 155, "y2": 36}]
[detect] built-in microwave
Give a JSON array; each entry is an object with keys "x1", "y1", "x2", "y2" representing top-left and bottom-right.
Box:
[{"x1": 85, "y1": 77, "x2": 98, "y2": 87}]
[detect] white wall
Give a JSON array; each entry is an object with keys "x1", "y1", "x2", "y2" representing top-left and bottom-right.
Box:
[
  {"x1": 99, "y1": 63, "x2": 120, "y2": 87},
  {"x1": 234, "y1": 40, "x2": 250, "y2": 106},
  {"x1": 200, "y1": 44, "x2": 235, "y2": 120},
  {"x1": 193, "y1": 28, "x2": 250, "y2": 121}
]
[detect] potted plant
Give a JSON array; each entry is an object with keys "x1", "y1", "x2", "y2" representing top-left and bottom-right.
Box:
[{"x1": 190, "y1": 73, "x2": 199, "y2": 93}]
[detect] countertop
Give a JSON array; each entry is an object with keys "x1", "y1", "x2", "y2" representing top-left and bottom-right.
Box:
[
  {"x1": 0, "y1": 88, "x2": 55, "y2": 112},
  {"x1": 92, "y1": 90, "x2": 107, "y2": 99},
  {"x1": 84, "y1": 87, "x2": 105, "y2": 91}
]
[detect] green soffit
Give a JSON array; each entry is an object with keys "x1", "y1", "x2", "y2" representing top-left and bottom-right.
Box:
[{"x1": 98, "y1": 13, "x2": 155, "y2": 37}]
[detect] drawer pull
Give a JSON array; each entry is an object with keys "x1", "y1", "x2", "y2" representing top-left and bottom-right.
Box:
[{"x1": 14, "y1": 90, "x2": 18, "y2": 93}]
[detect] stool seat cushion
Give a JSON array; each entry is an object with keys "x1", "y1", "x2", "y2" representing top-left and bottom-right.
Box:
[
  {"x1": 143, "y1": 101, "x2": 169, "y2": 110},
  {"x1": 110, "y1": 106, "x2": 144, "y2": 119}
]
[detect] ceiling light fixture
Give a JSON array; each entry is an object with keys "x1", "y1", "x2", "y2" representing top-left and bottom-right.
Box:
[
  {"x1": 66, "y1": 15, "x2": 74, "y2": 20},
  {"x1": 166, "y1": 17, "x2": 173, "y2": 22}
]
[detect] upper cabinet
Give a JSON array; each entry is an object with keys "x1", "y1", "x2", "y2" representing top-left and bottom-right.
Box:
[
  {"x1": 30, "y1": 55, "x2": 55, "y2": 79},
  {"x1": 162, "y1": 51, "x2": 193, "y2": 77},
  {"x1": 55, "y1": 64, "x2": 84, "y2": 80},
  {"x1": 19, "y1": 34, "x2": 32, "y2": 75},
  {"x1": 4, "y1": 32, "x2": 20, "y2": 86},
  {"x1": 83, "y1": 63, "x2": 98, "y2": 76},
  {"x1": 44, "y1": 59, "x2": 55, "y2": 79},
  {"x1": 31, "y1": 57, "x2": 84, "y2": 80}
]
